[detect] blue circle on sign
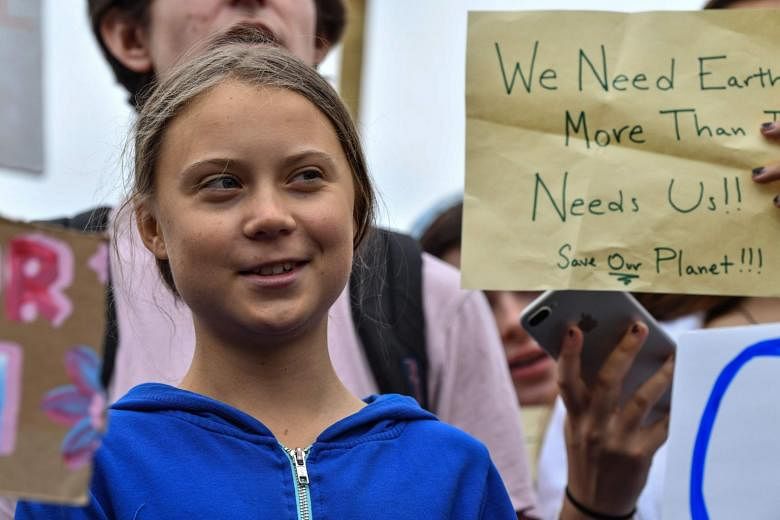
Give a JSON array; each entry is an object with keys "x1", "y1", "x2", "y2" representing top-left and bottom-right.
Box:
[{"x1": 690, "y1": 337, "x2": 780, "y2": 519}]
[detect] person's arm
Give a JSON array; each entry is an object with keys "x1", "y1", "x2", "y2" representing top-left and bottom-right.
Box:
[
  {"x1": 478, "y1": 461, "x2": 527, "y2": 520},
  {"x1": 420, "y1": 255, "x2": 538, "y2": 516},
  {"x1": 557, "y1": 322, "x2": 674, "y2": 520},
  {"x1": 15, "y1": 492, "x2": 109, "y2": 520},
  {"x1": 752, "y1": 122, "x2": 780, "y2": 203}
]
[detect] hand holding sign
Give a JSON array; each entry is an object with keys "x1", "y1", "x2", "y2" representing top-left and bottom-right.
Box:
[{"x1": 752, "y1": 122, "x2": 780, "y2": 201}]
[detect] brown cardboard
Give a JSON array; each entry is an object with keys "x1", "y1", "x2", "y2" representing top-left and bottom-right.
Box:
[{"x1": 0, "y1": 216, "x2": 107, "y2": 505}]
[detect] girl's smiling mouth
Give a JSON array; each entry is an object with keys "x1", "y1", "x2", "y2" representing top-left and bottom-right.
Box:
[{"x1": 239, "y1": 259, "x2": 310, "y2": 288}]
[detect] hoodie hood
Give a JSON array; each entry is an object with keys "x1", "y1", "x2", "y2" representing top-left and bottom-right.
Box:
[{"x1": 112, "y1": 383, "x2": 437, "y2": 446}]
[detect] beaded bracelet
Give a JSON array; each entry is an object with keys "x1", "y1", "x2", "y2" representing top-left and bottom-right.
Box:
[{"x1": 565, "y1": 487, "x2": 636, "y2": 520}]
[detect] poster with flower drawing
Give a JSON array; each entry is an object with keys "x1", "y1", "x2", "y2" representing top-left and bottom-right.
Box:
[{"x1": 0, "y1": 216, "x2": 107, "y2": 505}]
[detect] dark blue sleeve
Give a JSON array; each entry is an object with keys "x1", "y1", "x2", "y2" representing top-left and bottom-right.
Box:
[
  {"x1": 479, "y1": 462, "x2": 518, "y2": 520},
  {"x1": 15, "y1": 492, "x2": 109, "y2": 520}
]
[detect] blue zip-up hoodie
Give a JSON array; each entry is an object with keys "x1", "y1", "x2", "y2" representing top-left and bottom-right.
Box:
[{"x1": 17, "y1": 383, "x2": 515, "y2": 519}]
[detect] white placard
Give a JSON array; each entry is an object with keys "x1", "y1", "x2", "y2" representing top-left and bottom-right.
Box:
[{"x1": 663, "y1": 323, "x2": 780, "y2": 519}]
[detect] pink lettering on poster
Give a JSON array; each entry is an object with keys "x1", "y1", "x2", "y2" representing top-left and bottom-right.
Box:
[
  {"x1": 87, "y1": 243, "x2": 109, "y2": 285},
  {"x1": 4, "y1": 234, "x2": 74, "y2": 327},
  {"x1": 0, "y1": 342, "x2": 22, "y2": 456}
]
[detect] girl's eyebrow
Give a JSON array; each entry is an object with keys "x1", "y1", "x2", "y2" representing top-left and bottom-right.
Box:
[
  {"x1": 177, "y1": 150, "x2": 340, "y2": 179},
  {"x1": 282, "y1": 149, "x2": 339, "y2": 171},
  {"x1": 178, "y1": 158, "x2": 234, "y2": 179}
]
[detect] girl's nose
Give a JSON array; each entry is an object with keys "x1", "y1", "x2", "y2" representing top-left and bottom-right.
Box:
[
  {"x1": 231, "y1": 0, "x2": 267, "y2": 9},
  {"x1": 242, "y1": 191, "x2": 297, "y2": 239}
]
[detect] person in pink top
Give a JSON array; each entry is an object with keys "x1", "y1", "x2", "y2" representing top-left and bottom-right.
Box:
[
  {"x1": 75, "y1": 4, "x2": 677, "y2": 517},
  {"x1": 83, "y1": 1, "x2": 538, "y2": 517}
]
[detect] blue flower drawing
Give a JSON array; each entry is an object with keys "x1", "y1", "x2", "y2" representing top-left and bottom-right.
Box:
[{"x1": 41, "y1": 346, "x2": 105, "y2": 470}]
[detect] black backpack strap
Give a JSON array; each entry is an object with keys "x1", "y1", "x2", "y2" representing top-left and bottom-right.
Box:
[
  {"x1": 349, "y1": 228, "x2": 429, "y2": 409},
  {"x1": 44, "y1": 207, "x2": 118, "y2": 391}
]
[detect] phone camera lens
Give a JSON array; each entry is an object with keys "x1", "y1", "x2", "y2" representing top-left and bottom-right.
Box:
[{"x1": 528, "y1": 307, "x2": 551, "y2": 327}]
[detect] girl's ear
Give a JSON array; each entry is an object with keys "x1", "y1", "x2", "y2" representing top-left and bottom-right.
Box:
[
  {"x1": 135, "y1": 203, "x2": 168, "y2": 261},
  {"x1": 99, "y1": 6, "x2": 154, "y2": 74}
]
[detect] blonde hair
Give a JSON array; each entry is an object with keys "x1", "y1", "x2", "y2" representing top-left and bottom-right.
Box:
[{"x1": 129, "y1": 29, "x2": 374, "y2": 294}]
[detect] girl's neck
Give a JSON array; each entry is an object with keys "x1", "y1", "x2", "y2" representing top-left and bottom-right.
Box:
[{"x1": 179, "y1": 318, "x2": 365, "y2": 448}]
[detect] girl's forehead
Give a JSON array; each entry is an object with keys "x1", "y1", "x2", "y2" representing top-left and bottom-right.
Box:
[
  {"x1": 154, "y1": 81, "x2": 349, "y2": 172},
  {"x1": 172, "y1": 81, "x2": 320, "y2": 127}
]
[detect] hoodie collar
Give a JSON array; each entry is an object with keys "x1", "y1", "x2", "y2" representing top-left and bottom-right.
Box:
[{"x1": 112, "y1": 383, "x2": 437, "y2": 445}]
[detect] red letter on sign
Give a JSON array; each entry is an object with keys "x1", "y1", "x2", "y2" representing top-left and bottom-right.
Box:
[{"x1": 5, "y1": 234, "x2": 74, "y2": 327}]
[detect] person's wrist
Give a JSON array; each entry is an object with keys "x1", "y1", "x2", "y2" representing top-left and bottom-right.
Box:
[{"x1": 564, "y1": 487, "x2": 636, "y2": 520}]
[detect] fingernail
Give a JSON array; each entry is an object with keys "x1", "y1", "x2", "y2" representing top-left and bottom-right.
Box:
[
  {"x1": 631, "y1": 323, "x2": 641, "y2": 334},
  {"x1": 762, "y1": 122, "x2": 775, "y2": 131},
  {"x1": 753, "y1": 167, "x2": 765, "y2": 177},
  {"x1": 774, "y1": 195, "x2": 780, "y2": 208}
]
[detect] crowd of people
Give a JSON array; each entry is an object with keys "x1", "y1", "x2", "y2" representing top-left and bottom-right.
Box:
[{"x1": 4, "y1": 0, "x2": 780, "y2": 518}]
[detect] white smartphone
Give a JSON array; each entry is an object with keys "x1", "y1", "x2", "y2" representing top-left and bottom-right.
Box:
[{"x1": 519, "y1": 290, "x2": 675, "y2": 425}]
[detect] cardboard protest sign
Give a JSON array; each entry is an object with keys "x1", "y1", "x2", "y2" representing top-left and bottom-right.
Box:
[
  {"x1": 464, "y1": 10, "x2": 780, "y2": 295},
  {"x1": 0, "y1": 216, "x2": 107, "y2": 504},
  {"x1": 662, "y1": 323, "x2": 780, "y2": 519}
]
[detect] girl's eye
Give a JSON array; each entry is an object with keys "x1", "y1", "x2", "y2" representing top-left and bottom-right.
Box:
[
  {"x1": 201, "y1": 175, "x2": 241, "y2": 190},
  {"x1": 291, "y1": 169, "x2": 324, "y2": 184}
]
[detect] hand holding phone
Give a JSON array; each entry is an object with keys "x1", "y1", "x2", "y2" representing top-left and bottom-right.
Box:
[
  {"x1": 520, "y1": 290, "x2": 675, "y2": 424},
  {"x1": 523, "y1": 291, "x2": 676, "y2": 518},
  {"x1": 559, "y1": 321, "x2": 674, "y2": 519}
]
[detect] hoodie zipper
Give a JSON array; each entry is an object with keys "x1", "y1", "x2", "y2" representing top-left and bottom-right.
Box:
[{"x1": 284, "y1": 446, "x2": 312, "y2": 520}]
